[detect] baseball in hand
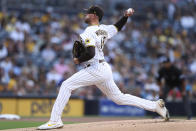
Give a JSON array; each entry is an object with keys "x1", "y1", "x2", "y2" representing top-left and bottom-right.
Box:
[
  {"x1": 125, "y1": 8, "x2": 134, "y2": 17},
  {"x1": 127, "y1": 8, "x2": 134, "y2": 14}
]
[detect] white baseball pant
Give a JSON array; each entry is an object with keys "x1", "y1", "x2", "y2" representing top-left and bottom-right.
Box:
[{"x1": 50, "y1": 62, "x2": 156, "y2": 122}]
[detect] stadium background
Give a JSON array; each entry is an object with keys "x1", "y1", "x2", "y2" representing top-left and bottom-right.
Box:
[{"x1": 0, "y1": 0, "x2": 196, "y2": 118}]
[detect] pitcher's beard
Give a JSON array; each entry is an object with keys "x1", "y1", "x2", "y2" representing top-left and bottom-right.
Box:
[{"x1": 85, "y1": 19, "x2": 90, "y2": 24}]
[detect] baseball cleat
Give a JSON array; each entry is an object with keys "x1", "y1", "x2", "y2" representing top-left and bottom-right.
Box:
[
  {"x1": 156, "y1": 99, "x2": 170, "y2": 121},
  {"x1": 37, "y1": 120, "x2": 64, "y2": 130}
]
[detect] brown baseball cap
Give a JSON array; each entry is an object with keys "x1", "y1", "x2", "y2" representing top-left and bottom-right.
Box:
[{"x1": 86, "y1": 6, "x2": 104, "y2": 21}]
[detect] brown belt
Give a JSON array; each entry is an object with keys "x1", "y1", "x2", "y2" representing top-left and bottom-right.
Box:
[{"x1": 86, "y1": 60, "x2": 105, "y2": 67}]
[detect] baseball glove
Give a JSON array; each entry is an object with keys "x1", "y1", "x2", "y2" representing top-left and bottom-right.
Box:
[{"x1": 72, "y1": 40, "x2": 86, "y2": 58}]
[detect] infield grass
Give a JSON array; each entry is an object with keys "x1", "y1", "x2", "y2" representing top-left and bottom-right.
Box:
[{"x1": 0, "y1": 121, "x2": 75, "y2": 130}]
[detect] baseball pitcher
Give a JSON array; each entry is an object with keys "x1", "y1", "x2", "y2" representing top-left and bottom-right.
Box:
[{"x1": 38, "y1": 6, "x2": 169, "y2": 130}]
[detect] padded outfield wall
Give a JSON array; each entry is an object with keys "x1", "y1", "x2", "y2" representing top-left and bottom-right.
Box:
[
  {"x1": 1, "y1": 97, "x2": 196, "y2": 117},
  {"x1": 0, "y1": 97, "x2": 84, "y2": 117}
]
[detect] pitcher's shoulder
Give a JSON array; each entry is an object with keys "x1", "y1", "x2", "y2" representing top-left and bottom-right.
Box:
[
  {"x1": 87, "y1": 25, "x2": 101, "y2": 30},
  {"x1": 82, "y1": 26, "x2": 95, "y2": 33}
]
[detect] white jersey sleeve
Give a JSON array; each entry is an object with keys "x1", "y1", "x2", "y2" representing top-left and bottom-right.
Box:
[
  {"x1": 104, "y1": 25, "x2": 118, "y2": 39},
  {"x1": 80, "y1": 31, "x2": 96, "y2": 47}
]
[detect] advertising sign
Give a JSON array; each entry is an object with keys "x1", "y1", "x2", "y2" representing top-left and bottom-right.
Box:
[{"x1": 99, "y1": 99, "x2": 145, "y2": 116}]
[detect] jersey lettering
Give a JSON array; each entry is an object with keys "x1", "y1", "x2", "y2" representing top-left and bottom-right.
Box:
[
  {"x1": 101, "y1": 36, "x2": 106, "y2": 50},
  {"x1": 95, "y1": 29, "x2": 108, "y2": 50},
  {"x1": 95, "y1": 29, "x2": 108, "y2": 37},
  {"x1": 79, "y1": 25, "x2": 117, "y2": 63}
]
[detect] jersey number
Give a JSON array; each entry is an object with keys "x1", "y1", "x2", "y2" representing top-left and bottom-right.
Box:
[{"x1": 100, "y1": 36, "x2": 106, "y2": 50}]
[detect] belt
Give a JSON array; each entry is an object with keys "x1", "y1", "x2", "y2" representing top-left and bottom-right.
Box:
[{"x1": 86, "y1": 60, "x2": 105, "y2": 67}]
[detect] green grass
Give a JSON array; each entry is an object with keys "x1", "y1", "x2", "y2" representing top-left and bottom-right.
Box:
[{"x1": 0, "y1": 121, "x2": 75, "y2": 130}]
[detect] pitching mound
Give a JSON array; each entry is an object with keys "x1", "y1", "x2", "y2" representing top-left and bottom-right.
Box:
[{"x1": 3, "y1": 119, "x2": 196, "y2": 131}]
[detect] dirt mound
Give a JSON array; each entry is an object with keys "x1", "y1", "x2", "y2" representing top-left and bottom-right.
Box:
[{"x1": 3, "y1": 119, "x2": 196, "y2": 131}]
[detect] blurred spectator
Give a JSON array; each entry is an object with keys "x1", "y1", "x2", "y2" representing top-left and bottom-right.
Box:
[
  {"x1": 46, "y1": 67, "x2": 62, "y2": 84},
  {"x1": 10, "y1": 27, "x2": 25, "y2": 42},
  {"x1": 41, "y1": 45, "x2": 56, "y2": 66},
  {"x1": 168, "y1": 2, "x2": 176, "y2": 20},
  {"x1": 144, "y1": 77, "x2": 159, "y2": 101},
  {"x1": 54, "y1": 58, "x2": 70, "y2": 75},
  {"x1": 180, "y1": 14, "x2": 195, "y2": 29},
  {"x1": 7, "y1": 71, "x2": 18, "y2": 94},
  {"x1": 0, "y1": 43, "x2": 8, "y2": 60},
  {"x1": 0, "y1": 57, "x2": 12, "y2": 73},
  {"x1": 0, "y1": 68, "x2": 6, "y2": 91},
  {"x1": 25, "y1": 80, "x2": 35, "y2": 94},
  {"x1": 190, "y1": 60, "x2": 196, "y2": 73}
]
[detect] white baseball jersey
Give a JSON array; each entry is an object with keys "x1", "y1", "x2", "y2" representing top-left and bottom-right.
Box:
[
  {"x1": 80, "y1": 24, "x2": 118, "y2": 64},
  {"x1": 49, "y1": 24, "x2": 158, "y2": 122}
]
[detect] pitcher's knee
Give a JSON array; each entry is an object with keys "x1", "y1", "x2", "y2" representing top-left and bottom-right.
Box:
[{"x1": 60, "y1": 81, "x2": 74, "y2": 91}]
